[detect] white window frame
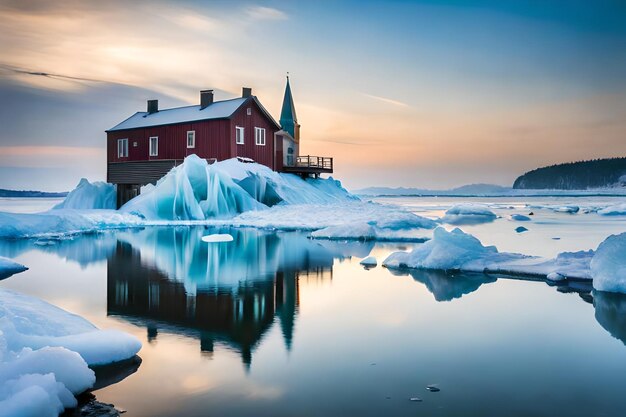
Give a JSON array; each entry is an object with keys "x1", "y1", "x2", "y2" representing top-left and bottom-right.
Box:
[
  {"x1": 255, "y1": 127, "x2": 266, "y2": 146},
  {"x1": 186, "y1": 130, "x2": 195, "y2": 148},
  {"x1": 149, "y1": 136, "x2": 158, "y2": 156},
  {"x1": 117, "y1": 138, "x2": 128, "y2": 158},
  {"x1": 236, "y1": 126, "x2": 245, "y2": 145}
]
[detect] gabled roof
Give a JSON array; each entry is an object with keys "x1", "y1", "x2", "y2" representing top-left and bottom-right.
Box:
[
  {"x1": 107, "y1": 96, "x2": 280, "y2": 132},
  {"x1": 279, "y1": 77, "x2": 298, "y2": 137}
]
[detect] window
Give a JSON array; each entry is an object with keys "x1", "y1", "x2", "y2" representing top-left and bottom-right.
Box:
[
  {"x1": 117, "y1": 138, "x2": 128, "y2": 158},
  {"x1": 247, "y1": 107, "x2": 252, "y2": 116},
  {"x1": 149, "y1": 136, "x2": 158, "y2": 156},
  {"x1": 255, "y1": 127, "x2": 266, "y2": 146},
  {"x1": 236, "y1": 126, "x2": 244, "y2": 144},
  {"x1": 187, "y1": 131, "x2": 195, "y2": 148}
]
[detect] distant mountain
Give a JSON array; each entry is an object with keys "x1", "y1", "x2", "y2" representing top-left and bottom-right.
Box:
[
  {"x1": 0, "y1": 189, "x2": 67, "y2": 198},
  {"x1": 354, "y1": 183, "x2": 511, "y2": 196},
  {"x1": 513, "y1": 157, "x2": 626, "y2": 190}
]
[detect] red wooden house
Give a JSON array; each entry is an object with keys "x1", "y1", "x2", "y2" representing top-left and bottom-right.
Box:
[{"x1": 106, "y1": 79, "x2": 332, "y2": 207}]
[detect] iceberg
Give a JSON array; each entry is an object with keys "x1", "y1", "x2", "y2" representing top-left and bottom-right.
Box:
[
  {"x1": 0, "y1": 288, "x2": 141, "y2": 416},
  {"x1": 53, "y1": 179, "x2": 116, "y2": 210},
  {"x1": 441, "y1": 204, "x2": 497, "y2": 225},
  {"x1": 120, "y1": 155, "x2": 356, "y2": 221},
  {"x1": 0, "y1": 257, "x2": 27, "y2": 279},
  {"x1": 591, "y1": 232, "x2": 626, "y2": 293}
]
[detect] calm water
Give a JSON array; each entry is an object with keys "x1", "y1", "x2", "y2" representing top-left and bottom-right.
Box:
[{"x1": 1, "y1": 197, "x2": 626, "y2": 416}]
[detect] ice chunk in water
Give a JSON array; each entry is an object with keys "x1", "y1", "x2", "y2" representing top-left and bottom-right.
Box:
[{"x1": 591, "y1": 232, "x2": 626, "y2": 294}]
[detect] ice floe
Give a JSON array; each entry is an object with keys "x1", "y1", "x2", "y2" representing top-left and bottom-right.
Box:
[
  {"x1": 360, "y1": 256, "x2": 377, "y2": 267},
  {"x1": 597, "y1": 203, "x2": 626, "y2": 216},
  {"x1": 441, "y1": 204, "x2": 497, "y2": 225},
  {"x1": 0, "y1": 256, "x2": 27, "y2": 279},
  {"x1": 383, "y1": 227, "x2": 626, "y2": 293},
  {"x1": 510, "y1": 214, "x2": 531, "y2": 221},
  {"x1": 201, "y1": 233, "x2": 234, "y2": 243},
  {"x1": 0, "y1": 288, "x2": 141, "y2": 416},
  {"x1": 53, "y1": 179, "x2": 116, "y2": 210}
]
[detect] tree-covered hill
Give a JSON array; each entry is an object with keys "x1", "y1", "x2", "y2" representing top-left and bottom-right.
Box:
[{"x1": 513, "y1": 157, "x2": 626, "y2": 190}]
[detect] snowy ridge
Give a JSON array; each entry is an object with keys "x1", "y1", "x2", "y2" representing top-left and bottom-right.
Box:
[{"x1": 383, "y1": 228, "x2": 626, "y2": 293}]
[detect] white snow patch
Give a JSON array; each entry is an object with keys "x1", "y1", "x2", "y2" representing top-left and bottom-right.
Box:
[
  {"x1": 441, "y1": 204, "x2": 497, "y2": 225},
  {"x1": 53, "y1": 179, "x2": 116, "y2": 210},
  {"x1": 591, "y1": 232, "x2": 626, "y2": 294},
  {"x1": 201, "y1": 233, "x2": 234, "y2": 243}
]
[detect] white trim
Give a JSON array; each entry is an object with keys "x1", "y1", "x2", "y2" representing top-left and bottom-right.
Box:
[
  {"x1": 186, "y1": 130, "x2": 195, "y2": 148},
  {"x1": 236, "y1": 126, "x2": 245, "y2": 144},
  {"x1": 117, "y1": 138, "x2": 128, "y2": 158},
  {"x1": 255, "y1": 127, "x2": 266, "y2": 146},
  {"x1": 149, "y1": 136, "x2": 158, "y2": 156}
]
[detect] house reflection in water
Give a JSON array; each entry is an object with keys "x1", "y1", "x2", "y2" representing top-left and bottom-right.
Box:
[{"x1": 106, "y1": 228, "x2": 372, "y2": 367}]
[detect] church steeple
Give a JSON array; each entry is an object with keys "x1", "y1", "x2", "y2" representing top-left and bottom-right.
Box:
[{"x1": 279, "y1": 76, "x2": 300, "y2": 141}]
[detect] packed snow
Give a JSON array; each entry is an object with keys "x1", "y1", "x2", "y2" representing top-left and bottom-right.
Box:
[
  {"x1": 0, "y1": 257, "x2": 27, "y2": 279},
  {"x1": 53, "y1": 179, "x2": 116, "y2": 210},
  {"x1": 0, "y1": 288, "x2": 141, "y2": 416},
  {"x1": 201, "y1": 233, "x2": 234, "y2": 243},
  {"x1": 441, "y1": 204, "x2": 497, "y2": 225},
  {"x1": 591, "y1": 232, "x2": 626, "y2": 293}
]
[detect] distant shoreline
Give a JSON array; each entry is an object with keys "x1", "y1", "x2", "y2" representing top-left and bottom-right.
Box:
[{"x1": 0, "y1": 189, "x2": 68, "y2": 198}]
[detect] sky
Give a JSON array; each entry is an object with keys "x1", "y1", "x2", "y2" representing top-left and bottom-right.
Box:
[{"x1": 0, "y1": 0, "x2": 625, "y2": 191}]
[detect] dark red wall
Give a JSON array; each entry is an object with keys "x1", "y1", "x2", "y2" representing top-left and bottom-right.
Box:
[{"x1": 107, "y1": 98, "x2": 279, "y2": 170}]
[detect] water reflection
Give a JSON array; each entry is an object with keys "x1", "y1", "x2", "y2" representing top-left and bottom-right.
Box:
[
  {"x1": 106, "y1": 227, "x2": 373, "y2": 366},
  {"x1": 389, "y1": 268, "x2": 497, "y2": 301},
  {"x1": 594, "y1": 291, "x2": 626, "y2": 346}
]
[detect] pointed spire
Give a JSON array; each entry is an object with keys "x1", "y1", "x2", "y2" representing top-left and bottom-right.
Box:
[{"x1": 280, "y1": 75, "x2": 298, "y2": 139}]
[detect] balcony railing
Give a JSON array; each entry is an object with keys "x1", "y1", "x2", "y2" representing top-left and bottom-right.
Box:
[{"x1": 293, "y1": 155, "x2": 333, "y2": 171}]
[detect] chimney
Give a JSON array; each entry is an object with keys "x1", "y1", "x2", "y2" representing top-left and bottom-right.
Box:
[
  {"x1": 147, "y1": 99, "x2": 158, "y2": 114},
  {"x1": 200, "y1": 90, "x2": 214, "y2": 109},
  {"x1": 242, "y1": 87, "x2": 252, "y2": 98}
]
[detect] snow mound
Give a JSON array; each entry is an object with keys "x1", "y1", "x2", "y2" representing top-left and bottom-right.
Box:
[
  {"x1": 0, "y1": 210, "x2": 143, "y2": 239},
  {"x1": 383, "y1": 227, "x2": 594, "y2": 280},
  {"x1": 0, "y1": 288, "x2": 141, "y2": 416},
  {"x1": 0, "y1": 257, "x2": 27, "y2": 279},
  {"x1": 53, "y1": 179, "x2": 116, "y2": 210},
  {"x1": 510, "y1": 214, "x2": 531, "y2": 221},
  {"x1": 0, "y1": 288, "x2": 141, "y2": 365},
  {"x1": 383, "y1": 227, "x2": 524, "y2": 271},
  {"x1": 201, "y1": 233, "x2": 234, "y2": 243},
  {"x1": 441, "y1": 204, "x2": 497, "y2": 225},
  {"x1": 591, "y1": 232, "x2": 626, "y2": 294},
  {"x1": 598, "y1": 203, "x2": 626, "y2": 216},
  {"x1": 311, "y1": 223, "x2": 377, "y2": 241},
  {"x1": 121, "y1": 155, "x2": 356, "y2": 221}
]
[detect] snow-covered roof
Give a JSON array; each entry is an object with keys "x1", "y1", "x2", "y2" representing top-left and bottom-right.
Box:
[{"x1": 108, "y1": 97, "x2": 249, "y2": 132}]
